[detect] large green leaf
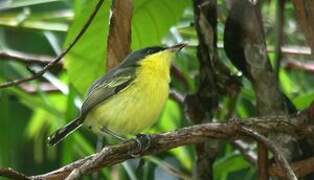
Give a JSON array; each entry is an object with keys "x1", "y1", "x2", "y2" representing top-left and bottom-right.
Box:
[
  {"x1": 155, "y1": 99, "x2": 181, "y2": 131},
  {"x1": 64, "y1": 0, "x2": 111, "y2": 95},
  {"x1": 214, "y1": 153, "x2": 251, "y2": 180},
  {"x1": 0, "y1": 91, "x2": 10, "y2": 167},
  {"x1": 65, "y1": 0, "x2": 190, "y2": 95},
  {"x1": 0, "y1": 90, "x2": 32, "y2": 167},
  {"x1": 131, "y1": 0, "x2": 190, "y2": 49}
]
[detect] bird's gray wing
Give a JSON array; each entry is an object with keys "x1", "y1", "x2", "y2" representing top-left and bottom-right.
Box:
[{"x1": 80, "y1": 66, "x2": 135, "y2": 117}]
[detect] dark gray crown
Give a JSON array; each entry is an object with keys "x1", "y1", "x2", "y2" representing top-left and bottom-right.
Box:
[{"x1": 120, "y1": 46, "x2": 166, "y2": 67}]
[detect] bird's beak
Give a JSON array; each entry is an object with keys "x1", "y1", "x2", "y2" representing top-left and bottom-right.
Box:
[{"x1": 167, "y1": 43, "x2": 187, "y2": 52}]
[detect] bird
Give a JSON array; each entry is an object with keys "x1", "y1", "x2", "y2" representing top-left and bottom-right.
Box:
[{"x1": 47, "y1": 43, "x2": 186, "y2": 146}]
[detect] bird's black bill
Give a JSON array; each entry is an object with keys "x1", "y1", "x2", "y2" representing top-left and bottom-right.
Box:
[{"x1": 167, "y1": 43, "x2": 187, "y2": 52}]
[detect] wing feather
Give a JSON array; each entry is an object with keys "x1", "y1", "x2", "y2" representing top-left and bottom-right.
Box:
[{"x1": 81, "y1": 67, "x2": 135, "y2": 116}]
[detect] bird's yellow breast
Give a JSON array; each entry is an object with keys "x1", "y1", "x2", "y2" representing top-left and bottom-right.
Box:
[{"x1": 84, "y1": 51, "x2": 173, "y2": 135}]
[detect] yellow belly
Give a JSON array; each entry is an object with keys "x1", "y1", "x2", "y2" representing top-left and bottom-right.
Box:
[
  {"x1": 84, "y1": 77, "x2": 169, "y2": 135},
  {"x1": 84, "y1": 49, "x2": 173, "y2": 136}
]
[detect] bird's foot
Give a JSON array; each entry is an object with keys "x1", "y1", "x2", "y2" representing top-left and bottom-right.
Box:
[
  {"x1": 100, "y1": 127, "x2": 127, "y2": 141},
  {"x1": 135, "y1": 134, "x2": 152, "y2": 151},
  {"x1": 130, "y1": 134, "x2": 152, "y2": 157}
]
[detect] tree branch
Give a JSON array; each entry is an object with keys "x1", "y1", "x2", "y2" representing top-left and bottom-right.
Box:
[
  {"x1": 0, "y1": 50, "x2": 55, "y2": 65},
  {"x1": 169, "y1": 89, "x2": 185, "y2": 105},
  {"x1": 0, "y1": 0, "x2": 105, "y2": 89},
  {"x1": 0, "y1": 168, "x2": 29, "y2": 180},
  {"x1": 192, "y1": 0, "x2": 222, "y2": 179},
  {"x1": 239, "y1": 126, "x2": 297, "y2": 180},
  {"x1": 270, "y1": 156, "x2": 314, "y2": 178},
  {"x1": 284, "y1": 60, "x2": 314, "y2": 74},
  {"x1": 0, "y1": 112, "x2": 312, "y2": 180},
  {"x1": 19, "y1": 83, "x2": 59, "y2": 94},
  {"x1": 232, "y1": 140, "x2": 257, "y2": 164}
]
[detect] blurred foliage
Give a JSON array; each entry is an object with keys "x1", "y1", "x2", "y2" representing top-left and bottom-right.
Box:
[{"x1": 0, "y1": 0, "x2": 312, "y2": 180}]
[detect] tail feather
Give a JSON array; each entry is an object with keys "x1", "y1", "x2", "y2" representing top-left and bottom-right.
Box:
[{"x1": 48, "y1": 117, "x2": 83, "y2": 146}]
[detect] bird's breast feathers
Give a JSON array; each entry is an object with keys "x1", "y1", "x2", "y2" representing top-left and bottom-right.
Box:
[{"x1": 84, "y1": 52, "x2": 173, "y2": 135}]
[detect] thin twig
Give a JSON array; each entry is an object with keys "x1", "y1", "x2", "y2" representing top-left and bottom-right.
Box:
[
  {"x1": 284, "y1": 60, "x2": 314, "y2": 73},
  {"x1": 270, "y1": 156, "x2": 314, "y2": 178},
  {"x1": 0, "y1": 168, "x2": 29, "y2": 180},
  {"x1": 169, "y1": 89, "x2": 185, "y2": 105},
  {"x1": 65, "y1": 147, "x2": 113, "y2": 180},
  {"x1": 0, "y1": 50, "x2": 55, "y2": 65},
  {"x1": 239, "y1": 126, "x2": 297, "y2": 180},
  {"x1": 231, "y1": 140, "x2": 257, "y2": 164},
  {"x1": 19, "y1": 83, "x2": 59, "y2": 94},
  {"x1": 0, "y1": 0, "x2": 105, "y2": 89},
  {"x1": 278, "y1": 46, "x2": 311, "y2": 56}
]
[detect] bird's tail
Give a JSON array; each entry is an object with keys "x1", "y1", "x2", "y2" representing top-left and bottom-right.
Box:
[{"x1": 47, "y1": 117, "x2": 83, "y2": 146}]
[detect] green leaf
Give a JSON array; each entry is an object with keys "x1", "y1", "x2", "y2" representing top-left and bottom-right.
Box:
[
  {"x1": 293, "y1": 92, "x2": 314, "y2": 109},
  {"x1": 155, "y1": 99, "x2": 181, "y2": 131},
  {"x1": 65, "y1": 0, "x2": 189, "y2": 95},
  {"x1": 131, "y1": 0, "x2": 190, "y2": 49},
  {"x1": 64, "y1": 0, "x2": 111, "y2": 95},
  {"x1": 214, "y1": 153, "x2": 251, "y2": 180},
  {"x1": 168, "y1": 147, "x2": 192, "y2": 170},
  {"x1": 0, "y1": 0, "x2": 63, "y2": 10},
  {"x1": 0, "y1": 91, "x2": 10, "y2": 166},
  {"x1": 280, "y1": 69, "x2": 297, "y2": 95},
  {"x1": 0, "y1": 90, "x2": 32, "y2": 166},
  {"x1": 7, "y1": 88, "x2": 63, "y2": 118},
  {"x1": 26, "y1": 109, "x2": 49, "y2": 138}
]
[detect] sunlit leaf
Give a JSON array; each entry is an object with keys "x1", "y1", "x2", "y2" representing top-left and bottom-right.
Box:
[
  {"x1": 64, "y1": 0, "x2": 111, "y2": 95},
  {"x1": 131, "y1": 0, "x2": 190, "y2": 49},
  {"x1": 0, "y1": 91, "x2": 10, "y2": 167},
  {"x1": 65, "y1": 0, "x2": 189, "y2": 95},
  {"x1": 155, "y1": 99, "x2": 181, "y2": 131},
  {"x1": 26, "y1": 109, "x2": 48, "y2": 138},
  {"x1": 293, "y1": 92, "x2": 314, "y2": 109},
  {"x1": 168, "y1": 147, "x2": 192, "y2": 170},
  {"x1": 214, "y1": 153, "x2": 251, "y2": 179},
  {"x1": 0, "y1": 0, "x2": 62, "y2": 10}
]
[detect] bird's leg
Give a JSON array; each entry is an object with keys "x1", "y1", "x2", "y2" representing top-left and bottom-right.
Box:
[
  {"x1": 130, "y1": 134, "x2": 152, "y2": 157},
  {"x1": 99, "y1": 127, "x2": 151, "y2": 157},
  {"x1": 135, "y1": 134, "x2": 152, "y2": 151},
  {"x1": 96, "y1": 135, "x2": 104, "y2": 152},
  {"x1": 100, "y1": 127, "x2": 127, "y2": 141},
  {"x1": 93, "y1": 135, "x2": 104, "y2": 179}
]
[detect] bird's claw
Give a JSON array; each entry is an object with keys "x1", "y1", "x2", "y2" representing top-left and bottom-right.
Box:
[{"x1": 130, "y1": 134, "x2": 152, "y2": 157}]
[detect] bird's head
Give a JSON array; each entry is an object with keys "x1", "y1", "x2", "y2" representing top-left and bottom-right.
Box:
[{"x1": 120, "y1": 43, "x2": 186, "y2": 68}]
